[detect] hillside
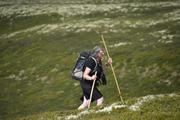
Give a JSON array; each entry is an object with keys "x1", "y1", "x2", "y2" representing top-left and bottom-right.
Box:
[{"x1": 0, "y1": 0, "x2": 180, "y2": 120}]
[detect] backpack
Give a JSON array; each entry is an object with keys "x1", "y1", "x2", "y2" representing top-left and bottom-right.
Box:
[{"x1": 72, "y1": 51, "x2": 97, "y2": 81}]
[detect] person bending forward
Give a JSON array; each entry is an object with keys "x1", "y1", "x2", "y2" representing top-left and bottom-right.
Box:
[{"x1": 78, "y1": 46, "x2": 112, "y2": 110}]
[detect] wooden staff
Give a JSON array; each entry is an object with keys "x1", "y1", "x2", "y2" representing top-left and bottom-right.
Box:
[
  {"x1": 88, "y1": 71, "x2": 97, "y2": 108},
  {"x1": 101, "y1": 35, "x2": 124, "y2": 104}
]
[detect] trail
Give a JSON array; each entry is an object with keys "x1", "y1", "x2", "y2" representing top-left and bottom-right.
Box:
[{"x1": 65, "y1": 93, "x2": 179, "y2": 120}]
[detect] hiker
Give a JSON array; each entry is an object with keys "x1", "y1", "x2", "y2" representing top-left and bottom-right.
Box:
[{"x1": 78, "y1": 46, "x2": 112, "y2": 110}]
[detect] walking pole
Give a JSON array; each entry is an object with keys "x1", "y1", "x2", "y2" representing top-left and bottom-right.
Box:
[
  {"x1": 88, "y1": 71, "x2": 97, "y2": 109},
  {"x1": 101, "y1": 34, "x2": 124, "y2": 104}
]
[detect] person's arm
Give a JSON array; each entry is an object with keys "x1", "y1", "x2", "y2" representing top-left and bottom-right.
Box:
[
  {"x1": 105, "y1": 58, "x2": 113, "y2": 66},
  {"x1": 108, "y1": 58, "x2": 112, "y2": 64},
  {"x1": 83, "y1": 67, "x2": 97, "y2": 81}
]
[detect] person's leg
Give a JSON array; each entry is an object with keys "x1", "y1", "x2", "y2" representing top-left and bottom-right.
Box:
[
  {"x1": 78, "y1": 96, "x2": 89, "y2": 110},
  {"x1": 91, "y1": 86, "x2": 103, "y2": 106},
  {"x1": 97, "y1": 97, "x2": 104, "y2": 106},
  {"x1": 78, "y1": 81, "x2": 91, "y2": 110}
]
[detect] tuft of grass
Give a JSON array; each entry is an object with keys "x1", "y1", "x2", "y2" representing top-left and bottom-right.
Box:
[{"x1": 0, "y1": 1, "x2": 180, "y2": 120}]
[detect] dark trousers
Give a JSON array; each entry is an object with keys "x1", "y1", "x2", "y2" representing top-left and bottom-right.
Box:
[{"x1": 80, "y1": 79, "x2": 103, "y2": 102}]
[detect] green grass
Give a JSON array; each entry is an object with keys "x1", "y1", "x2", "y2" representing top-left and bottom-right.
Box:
[
  {"x1": 0, "y1": 1, "x2": 180, "y2": 120},
  {"x1": 15, "y1": 95, "x2": 180, "y2": 120}
]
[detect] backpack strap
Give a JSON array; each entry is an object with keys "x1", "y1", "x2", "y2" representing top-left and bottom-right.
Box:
[{"x1": 90, "y1": 56, "x2": 98, "y2": 73}]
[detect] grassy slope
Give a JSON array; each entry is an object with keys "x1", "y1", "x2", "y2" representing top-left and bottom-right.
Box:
[
  {"x1": 82, "y1": 96, "x2": 180, "y2": 120},
  {"x1": 0, "y1": 0, "x2": 180, "y2": 120}
]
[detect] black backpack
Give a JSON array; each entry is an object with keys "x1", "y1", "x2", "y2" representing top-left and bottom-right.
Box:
[{"x1": 72, "y1": 51, "x2": 97, "y2": 81}]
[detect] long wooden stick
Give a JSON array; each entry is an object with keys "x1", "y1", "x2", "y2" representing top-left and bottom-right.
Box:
[
  {"x1": 88, "y1": 71, "x2": 97, "y2": 108},
  {"x1": 101, "y1": 35, "x2": 124, "y2": 104}
]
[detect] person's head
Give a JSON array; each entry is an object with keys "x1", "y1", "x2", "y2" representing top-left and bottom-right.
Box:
[{"x1": 91, "y1": 46, "x2": 104, "y2": 60}]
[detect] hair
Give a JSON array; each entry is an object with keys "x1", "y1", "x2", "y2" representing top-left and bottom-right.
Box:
[{"x1": 91, "y1": 46, "x2": 103, "y2": 58}]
